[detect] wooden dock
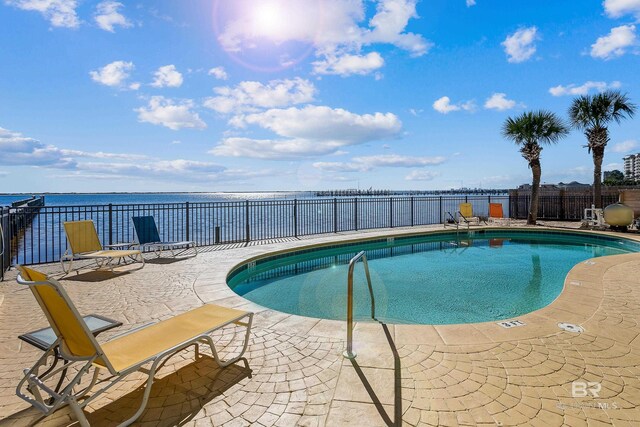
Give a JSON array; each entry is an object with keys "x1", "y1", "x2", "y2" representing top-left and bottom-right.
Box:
[{"x1": 1, "y1": 196, "x2": 45, "y2": 280}]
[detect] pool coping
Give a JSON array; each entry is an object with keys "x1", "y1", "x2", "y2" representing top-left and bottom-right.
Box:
[{"x1": 192, "y1": 225, "x2": 640, "y2": 349}]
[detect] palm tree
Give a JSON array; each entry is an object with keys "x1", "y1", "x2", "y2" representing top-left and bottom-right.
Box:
[
  {"x1": 568, "y1": 90, "x2": 636, "y2": 208},
  {"x1": 503, "y1": 111, "x2": 569, "y2": 225}
]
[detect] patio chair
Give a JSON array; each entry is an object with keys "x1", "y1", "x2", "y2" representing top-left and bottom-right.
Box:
[
  {"x1": 582, "y1": 205, "x2": 605, "y2": 228},
  {"x1": 61, "y1": 220, "x2": 144, "y2": 274},
  {"x1": 132, "y1": 216, "x2": 197, "y2": 258},
  {"x1": 15, "y1": 265, "x2": 253, "y2": 427},
  {"x1": 444, "y1": 203, "x2": 482, "y2": 229},
  {"x1": 488, "y1": 203, "x2": 511, "y2": 226}
]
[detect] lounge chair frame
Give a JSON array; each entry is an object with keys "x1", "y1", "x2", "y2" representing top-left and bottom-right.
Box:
[
  {"x1": 16, "y1": 268, "x2": 253, "y2": 427},
  {"x1": 444, "y1": 203, "x2": 483, "y2": 229},
  {"x1": 132, "y1": 216, "x2": 197, "y2": 258},
  {"x1": 488, "y1": 203, "x2": 511, "y2": 226},
  {"x1": 61, "y1": 220, "x2": 145, "y2": 274}
]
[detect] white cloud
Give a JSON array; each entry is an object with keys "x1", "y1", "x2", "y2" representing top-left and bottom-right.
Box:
[
  {"x1": 58, "y1": 149, "x2": 146, "y2": 161},
  {"x1": 466, "y1": 0, "x2": 476, "y2": 6},
  {"x1": 549, "y1": 80, "x2": 622, "y2": 96},
  {"x1": 604, "y1": 0, "x2": 640, "y2": 19},
  {"x1": 94, "y1": 1, "x2": 132, "y2": 32},
  {"x1": 0, "y1": 126, "x2": 277, "y2": 184},
  {"x1": 135, "y1": 96, "x2": 206, "y2": 130},
  {"x1": 151, "y1": 65, "x2": 184, "y2": 88},
  {"x1": 502, "y1": 27, "x2": 538, "y2": 63},
  {"x1": 405, "y1": 170, "x2": 440, "y2": 181},
  {"x1": 611, "y1": 139, "x2": 638, "y2": 153},
  {"x1": 363, "y1": 0, "x2": 431, "y2": 56},
  {"x1": 314, "y1": 154, "x2": 445, "y2": 172},
  {"x1": 208, "y1": 66, "x2": 228, "y2": 80},
  {"x1": 0, "y1": 127, "x2": 74, "y2": 168},
  {"x1": 590, "y1": 25, "x2": 638, "y2": 59},
  {"x1": 484, "y1": 93, "x2": 520, "y2": 111},
  {"x1": 232, "y1": 106, "x2": 401, "y2": 141},
  {"x1": 312, "y1": 161, "x2": 367, "y2": 172},
  {"x1": 211, "y1": 105, "x2": 402, "y2": 159},
  {"x1": 203, "y1": 78, "x2": 316, "y2": 114},
  {"x1": 89, "y1": 61, "x2": 139, "y2": 89},
  {"x1": 217, "y1": 0, "x2": 431, "y2": 70},
  {"x1": 312, "y1": 52, "x2": 385, "y2": 76},
  {"x1": 432, "y1": 96, "x2": 476, "y2": 114},
  {"x1": 355, "y1": 154, "x2": 445, "y2": 167},
  {"x1": 409, "y1": 108, "x2": 423, "y2": 116},
  {"x1": 6, "y1": 0, "x2": 79, "y2": 28}
]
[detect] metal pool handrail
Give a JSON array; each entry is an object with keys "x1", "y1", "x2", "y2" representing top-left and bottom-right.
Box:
[{"x1": 344, "y1": 251, "x2": 376, "y2": 359}]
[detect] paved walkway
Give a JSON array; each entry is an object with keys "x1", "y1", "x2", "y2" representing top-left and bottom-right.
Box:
[{"x1": 0, "y1": 223, "x2": 639, "y2": 426}]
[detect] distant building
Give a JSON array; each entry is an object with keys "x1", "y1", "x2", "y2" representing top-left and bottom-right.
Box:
[
  {"x1": 558, "y1": 181, "x2": 591, "y2": 189},
  {"x1": 624, "y1": 153, "x2": 640, "y2": 182}
]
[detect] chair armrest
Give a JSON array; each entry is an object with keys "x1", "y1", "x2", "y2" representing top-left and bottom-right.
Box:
[
  {"x1": 105, "y1": 243, "x2": 136, "y2": 249},
  {"x1": 105, "y1": 322, "x2": 156, "y2": 341}
]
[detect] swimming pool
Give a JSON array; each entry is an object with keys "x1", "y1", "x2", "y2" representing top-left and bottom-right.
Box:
[{"x1": 227, "y1": 230, "x2": 640, "y2": 324}]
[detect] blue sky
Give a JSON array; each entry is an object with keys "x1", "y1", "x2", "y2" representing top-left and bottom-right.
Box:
[{"x1": 1, "y1": 0, "x2": 639, "y2": 192}]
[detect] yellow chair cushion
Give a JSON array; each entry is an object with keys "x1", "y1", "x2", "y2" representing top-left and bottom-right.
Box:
[
  {"x1": 79, "y1": 250, "x2": 141, "y2": 258},
  {"x1": 95, "y1": 304, "x2": 249, "y2": 372},
  {"x1": 459, "y1": 203, "x2": 474, "y2": 218},
  {"x1": 64, "y1": 220, "x2": 103, "y2": 254}
]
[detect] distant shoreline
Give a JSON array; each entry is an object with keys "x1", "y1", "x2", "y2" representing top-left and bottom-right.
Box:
[{"x1": 0, "y1": 189, "x2": 510, "y2": 196}]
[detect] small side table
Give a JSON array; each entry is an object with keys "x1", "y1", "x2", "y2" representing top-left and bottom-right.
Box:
[{"x1": 19, "y1": 314, "x2": 122, "y2": 393}]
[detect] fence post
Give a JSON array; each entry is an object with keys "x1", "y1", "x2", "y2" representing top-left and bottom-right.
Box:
[
  {"x1": 293, "y1": 199, "x2": 298, "y2": 238},
  {"x1": 559, "y1": 190, "x2": 565, "y2": 220},
  {"x1": 108, "y1": 203, "x2": 113, "y2": 246},
  {"x1": 185, "y1": 201, "x2": 190, "y2": 241},
  {"x1": 333, "y1": 198, "x2": 338, "y2": 233},
  {"x1": 389, "y1": 197, "x2": 393, "y2": 228},
  {"x1": 245, "y1": 200, "x2": 250, "y2": 242},
  {"x1": 354, "y1": 198, "x2": 358, "y2": 231},
  {"x1": 410, "y1": 197, "x2": 414, "y2": 227},
  {"x1": 1, "y1": 207, "x2": 9, "y2": 280},
  {"x1": 439, "y1": 197, "x2": 443, "y2": 224}
]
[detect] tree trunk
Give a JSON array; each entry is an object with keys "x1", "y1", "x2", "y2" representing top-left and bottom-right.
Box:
[
  {"x1": 529, "y1": 159, "x2": 541, "y2": 225},
  {"x1": 592, "y1": 145, "x2": 605, "y2": 208}
]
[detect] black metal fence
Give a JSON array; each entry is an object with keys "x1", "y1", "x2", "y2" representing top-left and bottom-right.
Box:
[
  {"x1": 510, "y1": 194, "x2": 619, "y2": 220},
  {"x1": 0, "y1": 193, "x2": 622, "y2": 269},
  {"x1": 1, "y1": 207, "x2": 10, "y2": 280}
]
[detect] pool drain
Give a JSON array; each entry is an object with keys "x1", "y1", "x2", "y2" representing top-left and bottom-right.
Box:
[{"x1": 558, "y1": 323, "x2": 584, "y2": 333}]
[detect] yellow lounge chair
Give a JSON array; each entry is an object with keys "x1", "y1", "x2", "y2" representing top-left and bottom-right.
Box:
[
  {"x1": 488, "y1": 203, "x2": 511, "y2": 226},
  {"x1": 15, "y1": 266, "x2": 253, "y2": 427},
  {"x1": 444, "y1": 203, "x2": 482, "y2": 229},
  {"x1": 61, "y1": 220, "x2": 144, "y2": 274}
]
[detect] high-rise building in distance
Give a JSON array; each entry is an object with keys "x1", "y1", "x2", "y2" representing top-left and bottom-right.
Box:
[{"x1": 623, "y1": 153, "x2": 640, "y2": 182}]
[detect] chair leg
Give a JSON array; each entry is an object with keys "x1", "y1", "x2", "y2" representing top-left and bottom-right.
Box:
[
  {"x1": 60, "y1": 251, "x2": 73, "y2": 275},
  {"x1": 118, "y1": 359, "x2": 160, "y2": 427},
  {"x1": 203, "y1": 313, "x2": 253, "y2": 368},
  {"x1": 68, "y1": 396, "x2": 91, "y2": 427}
]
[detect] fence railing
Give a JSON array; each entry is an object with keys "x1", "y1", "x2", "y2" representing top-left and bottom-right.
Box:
[
  {"x1": 510, "y1": 194, "x2": 619, "y2": 220},
  {"x1": 1, "y1": 207, "x2": 10, "y2": 280},
  {"x1": 0, "y1": 193, "x2": 622, "y2": 268}
]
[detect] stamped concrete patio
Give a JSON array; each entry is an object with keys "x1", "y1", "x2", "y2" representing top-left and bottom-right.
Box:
[{"x1": 1, "y1": 223, "x2": 639, "y2": 426}]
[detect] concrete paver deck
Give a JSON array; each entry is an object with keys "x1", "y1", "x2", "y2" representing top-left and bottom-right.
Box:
[{"x1": 0, "y1": 222, "x2": 639, "y2": 426}]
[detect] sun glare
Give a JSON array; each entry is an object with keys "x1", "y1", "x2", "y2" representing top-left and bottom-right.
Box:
[{"x1": 252, "y1": 3, "x2": 286, "y2": 37}]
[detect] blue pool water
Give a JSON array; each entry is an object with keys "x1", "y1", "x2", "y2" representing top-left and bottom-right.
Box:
[{"x1": 228, "y1": 230, "x2": 640, "y2": 324}]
